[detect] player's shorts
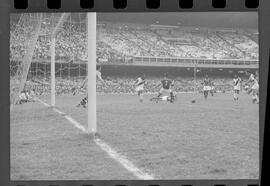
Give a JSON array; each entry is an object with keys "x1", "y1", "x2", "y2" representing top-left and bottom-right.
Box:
[
  {"x1": 135, "y1": 85, "x2": 144, "y2": 92},
  {"x1": 203, "y1": 86, "x2": 211, "y2": 91},
  {"x1": 251, "y1": 84, "x2": 259, "y2": 95},
  {"x1": 234, "y1": 89, "x2": 240, "y2": 94},
  {"x1": 19, "y1": 94, "x2": 27, "y2": 100},
  {"x1": 159, "y1": 88, "x2": 172, "y2": 94},
  {"x1": 234, "y1": 86, "x2": 241, "y2": 91},
  {"x1": 251, "y1": 83, "x2": 259, "y2": 90}
]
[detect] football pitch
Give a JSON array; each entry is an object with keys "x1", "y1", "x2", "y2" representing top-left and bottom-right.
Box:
[{"x1": 10, "y1": 92, "x2": 259, "y2": 180}]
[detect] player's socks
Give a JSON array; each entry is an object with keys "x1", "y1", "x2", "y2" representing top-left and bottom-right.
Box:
[
  {"x1": 233, "y1": 93, "x2": 237, "y2": 100},
  {"x1": 255, "y1": 95, "x2": 259, "y2": 103},
  {"x1": 157, "y1": 92, "x2": 162, "y2": 98},
  {"x1": 204, "y1": 91, "x2": 208, "y2": 99},
  {"x1": 170, "y1": 92, "x2": 174, "y2": 103},
  {"x1": 252, "y1": 95, "x2": 256, "y2": 104}
]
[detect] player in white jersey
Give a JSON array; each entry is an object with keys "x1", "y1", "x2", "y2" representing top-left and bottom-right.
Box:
[
  {"x1": 77, "y1": 66, "x2": 106, "y2": 108},
  {"x1": 134, "y1": 74, "x2": 146, "y2": 102},
  {"x1": 245, "y1": 71, "x2": 259, "y2": 104},
  {"x1": 233, "y1": 74, "x2": 241, "y2": 101}
]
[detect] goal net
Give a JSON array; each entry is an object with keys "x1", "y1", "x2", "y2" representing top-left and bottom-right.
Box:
[
  {"x1": 10, "y1": 13, "x2": 96, "y2": 133},
  {"x1": 10, "y1": 13, "x2": 88, "y2": 104},
  {"x1": 10, "y1": 13, "x2": 43, "y2": 105}
]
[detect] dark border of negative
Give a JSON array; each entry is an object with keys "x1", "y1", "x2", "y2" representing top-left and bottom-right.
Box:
[{"x1": 0, "y1": 0, "x2": 268, "y2": 186}]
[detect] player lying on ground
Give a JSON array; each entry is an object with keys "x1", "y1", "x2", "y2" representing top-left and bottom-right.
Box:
[
  {"x1": 16, "y1": 89, "x2": 36, "y2": 104},
  {"x1": 244, "y1": 70, "x2": 259, "y2": 104},
  {"x1": 76, "y1": 66, "x2": 106, "y2": 108},
  {"x1": 150, "y1": 93, "x2": 177, "y2": 103},
  {"x1": 233, "y1": 74, "x2": 242, "y2": 101},
  {"x1": 151, "y1": 73, "x2": 176, "y2": 103},
  {"x1": 134, "y1": 74, "x2": 146, "y2": 102}
]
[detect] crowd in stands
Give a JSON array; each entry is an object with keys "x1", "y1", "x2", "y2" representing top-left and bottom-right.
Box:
[{"x1": 10, "y1": 18, "x2": 259, "y2": 63}]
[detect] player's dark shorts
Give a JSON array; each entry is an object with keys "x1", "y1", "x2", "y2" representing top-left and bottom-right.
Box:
[{"x1": 234, "y1": 90, "x2": 240, "y2": 94}]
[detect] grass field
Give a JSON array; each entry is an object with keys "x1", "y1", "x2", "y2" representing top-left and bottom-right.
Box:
[{"x1": 10, "y1": 92, "x2": 259, "y2": 180}]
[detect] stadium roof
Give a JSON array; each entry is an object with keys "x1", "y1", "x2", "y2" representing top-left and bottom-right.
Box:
[{"x1": 97, "y1": 12, "x2": 258, "y2": 29}]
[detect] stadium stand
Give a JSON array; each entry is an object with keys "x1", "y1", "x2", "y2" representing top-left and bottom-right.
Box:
[
  {"x1": 10, "y1": 21, "x2": 258, "y2": 63},
  {"x1": 10, "y1": 20, "x2": 258, "y2": 95}
]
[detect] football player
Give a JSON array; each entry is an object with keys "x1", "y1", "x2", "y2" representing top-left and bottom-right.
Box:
[
  {"x1": 202, "y1": 74, "x2": 211, "y2": 99},
  {"x1": 233, "y1": 74, "x2": 241, "y2": 101},
  {"x1": 77, "y1": 66, "x2": 106, "y2": 108},
  {"x1": 134, "y1": 74, "x2": 146, "y2": 102},
  {"x1": 245, "y1": 70, "x2": 259, "y2": 104},
  {"x1": 157, "y1": 73, "x2": 175, "y2": 103}
]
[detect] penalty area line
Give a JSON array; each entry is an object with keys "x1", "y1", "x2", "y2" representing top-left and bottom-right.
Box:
[{"x1": 36, "y1": 98, "x2": 155, "y2": 180}]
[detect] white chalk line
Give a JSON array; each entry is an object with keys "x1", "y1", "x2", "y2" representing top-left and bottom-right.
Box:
[
  {"x1": 95, "y1": 138, "x2": 154, "y2": 180},
  {"x1": 36, "y1": 97, "x2": 155, "y2": 180}
]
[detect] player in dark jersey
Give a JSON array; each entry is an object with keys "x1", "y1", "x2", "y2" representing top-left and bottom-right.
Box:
[
  {"x1": 157, "y1": 73, "x2": 175, "y2": 103},
  {"x1": 202, "y1": 74, "x2": 211, "y2": 99}
]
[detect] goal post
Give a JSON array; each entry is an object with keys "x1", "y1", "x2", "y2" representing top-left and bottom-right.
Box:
[
  {"x1": 50, "y1": 37, "x2": 56, "y2": 106},
  {"x1": 11, "y1": 13, "x2": 97, "y2": 134},
  {"x1": 43, "y1": 12, "x2": 97, "y2": 134},
  {"x1": 87, "y1": 12, "x2": 97, "y2": 134}
]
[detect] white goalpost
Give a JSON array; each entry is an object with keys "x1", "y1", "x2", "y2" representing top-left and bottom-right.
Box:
[
  {"x1": 49, "y1": 13, "x2": 97, "y2": 134},
  {"x1": 87, "y1": 13, "x2": 97, "y2": 134},
  {"x1": 50, "y1": 37, "x2": 56, "y2": 106}
]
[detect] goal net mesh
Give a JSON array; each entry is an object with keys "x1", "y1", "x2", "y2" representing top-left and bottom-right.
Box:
[
  {"x1": 10, "y1": 13, "x2": 88, "y2": 105},
  {"x1": 10, "y1": 13, "x2": 43, "y2": 105}
]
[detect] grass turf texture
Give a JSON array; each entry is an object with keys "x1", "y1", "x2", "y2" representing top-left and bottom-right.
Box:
[{"x1": 10, "y1": 92, "x2": 259, "y2": 180}]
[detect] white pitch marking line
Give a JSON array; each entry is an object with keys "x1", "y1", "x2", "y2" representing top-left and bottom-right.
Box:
[
  {"x1": 64, "y1": 115, "x2": 88, "y2": 133},
  {"x1": 36, "y1": 98, "x2": 155, "y2": 180},
  {"x1": 94, "y1": 138, "x2": 155, "y2": 180},
  {"x1": 36, "y1": 98, "x2": 50, "y2": 107}
]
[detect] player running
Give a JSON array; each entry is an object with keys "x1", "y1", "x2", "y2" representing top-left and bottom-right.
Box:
[
  {"x1": 76, "y1": 66, "x2": 106, "y2": 108},
  {"x1": 202, "y1": 74, "x2": 211, "y2": 99},
  {"x1": 156, "y1": 73, "x2": 175, "y2": 103},
  {"x1": 245, "y1": 70, "x2": 259, "y2": 104},
  {"x1": 134, "y1": 74, "x2": 146, "y2": 102},
  {"x1": 232, "y1": 74, "x2": 241, "y2": 101}
]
